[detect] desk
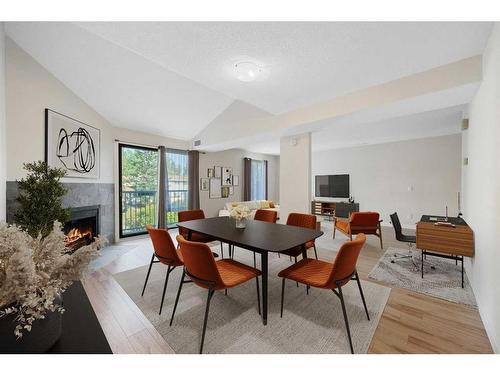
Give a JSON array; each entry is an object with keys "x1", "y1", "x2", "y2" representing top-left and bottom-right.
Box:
[
  {"x1": 416, "y1": 215, "x2": 474, "y2": 288},
  {"x1": 177, "y1": 216, "x2": 324, "y2": 325}
]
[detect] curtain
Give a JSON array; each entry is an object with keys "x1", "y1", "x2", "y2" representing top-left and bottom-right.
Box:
[
  {"x1": 264, "y1": 160, "x2": 268, "y2": 200},
  {"x1": 188, "y1": 150, "x2": 200, "y2": 210},
  {"x1": 243, "y1": 157, "x2": 252, "y2": 201},
  {"x1": 157, "y1": 146, "x2": 167, "y2": 228}
]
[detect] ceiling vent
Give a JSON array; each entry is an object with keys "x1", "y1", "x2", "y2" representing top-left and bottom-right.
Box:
[{"x1": 193, "y1": 139, "x2": 201, "y2": 147}]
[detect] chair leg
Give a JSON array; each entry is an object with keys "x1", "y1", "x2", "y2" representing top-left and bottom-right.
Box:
[
  {"x1": 313, "y1": 244, "x2": 318, "y2": 260},
  {"x1": 333, "y1": 225, "x2": 336, "y2": 239},
  {"x1": 337, "y1": 285, "x2": 354, "y2": 354},
  {"x1": 159, "y1": 265, "x2": 172, "y2": 315},
  {"x1": 200, "y1": 289, "x2": 215, "y2": 354},
  {"x1": 294, "y1": 257, "x2": 299, "y2": 287},
  {"x1": 253, "y1": 252, "x2": 256, "y2": 268},
  {"x1": 220, "y1": 242, "x2": 224, "y2": 258},
  {"x1": 355, "y1": 271, "x2": 370, "y2": 321},
  {"x1": 141, "y1": 253, "x2": 155, "y2": 296},
  {"x1": 169, "y1": 269, "x2": 185, "y2": 326},
  {"x1": 280, "y1": 278, "x2": 285, "y2": 318},
  {"x1": 378, "y1": 228, "x2": 383, "y2": 249},
  {"x1": 256, "y1": 276, "x2": 261, "y2": 316}
]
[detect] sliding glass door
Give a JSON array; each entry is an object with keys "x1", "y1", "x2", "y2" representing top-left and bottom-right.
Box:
[
  {"x1": 118, "y1": 145, "x2": 189, "y2": 238},
  {"x1": 119, "y1": 144, "x2": 159, "y2": 238}
]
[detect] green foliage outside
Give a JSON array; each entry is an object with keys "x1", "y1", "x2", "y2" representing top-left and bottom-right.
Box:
[
  {"x1": 15, "y1": 161, "x2": 70, "y2": 238},
  {"x1": 121, "y1": 148, "x2": 187, "y2": 234}
]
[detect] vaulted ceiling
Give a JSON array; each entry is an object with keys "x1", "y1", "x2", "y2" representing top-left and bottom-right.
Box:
[{"x1": 5, "y1": 22, "x2": 494, "y2": 149}]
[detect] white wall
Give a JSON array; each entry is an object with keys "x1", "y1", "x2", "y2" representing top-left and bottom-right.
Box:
[
  {"x1": 5, "y1": 37, "x2": 189, "y2": 185},
  {"x1": 313, "y1": 134, "x2": 462, "y2": 227},
  {"x1": 280, "y1": 133, "x2": 311, "y2": 223},
  {"x1": 199, "y1": 149, "x2": 279, "y2": 217},
  {"x1": 462, "y1": 24, "x2": 500, "y2": 353},
  {"x1": 0, "y1": 24, "x2": 6, "y2": 221}
]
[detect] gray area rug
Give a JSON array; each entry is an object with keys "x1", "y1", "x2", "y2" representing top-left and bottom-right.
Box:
[
  {"x1": 114, "y1": 244, "x2": 390, "y2": 354},
  {"x1": 368, "y1": 247, "x2": 477, "y2": 307}
]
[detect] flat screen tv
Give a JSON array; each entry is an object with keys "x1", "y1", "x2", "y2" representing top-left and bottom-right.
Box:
[{"x1": 315, "y1": 174, "x2": 350, "y2": 198}]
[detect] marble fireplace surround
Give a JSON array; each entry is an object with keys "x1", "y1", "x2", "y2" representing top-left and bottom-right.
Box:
[{"x1": 6, "y1": 181, "x2": 114, "y2": 243}]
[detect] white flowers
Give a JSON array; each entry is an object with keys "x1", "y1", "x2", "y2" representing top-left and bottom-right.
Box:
[
  {"x1": 229, "y1": 204, "x2": 251, "y2": 221},
  {"x1": 0, "y1": 221, "x2": 104, "y2": 338}
]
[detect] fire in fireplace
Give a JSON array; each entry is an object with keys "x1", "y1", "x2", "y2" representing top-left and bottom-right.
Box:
[{"x1": 63, "y1": 205, "x2": 100, "y2": 251}]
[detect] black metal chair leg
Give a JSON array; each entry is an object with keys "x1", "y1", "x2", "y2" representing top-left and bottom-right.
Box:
[
  {"x1": 313, "y1": 244, "x2": 318, "y2": 260},
  {"x1": 253, "y1": 252, "x2": 256, "y2": 268},
  {"x1": 421, "y1": 250, "x2": 424, "y2": 279},
  {"x1": 141, "y1": 253, "x2": 155, "y2": 296},
  {"x1": 337, "y1": 285, "x2": 354, "y2": 354},
  {"x1": 294, "y1": 257, "x2": 299, "y2": 287},
  {"x1": 256, "y1": 276, "x2": 261, "y2": 315},
  {"x1": 306, "y1": 285, "x2": 309, "y2": 295},
  {"x1": 169, "y1": 269, "x2": 185, "y2": 326},
  {"x1": 159, "y1": 265, "x2": 172, "y2": 315},
  {"x1": 220, "y1": 242, "x2": 224, "y2": 258},
  {"x1": 461, "y1": 257, "x2": 464, "y2": 288},
  {"x1": 200, "y1": 289, "x2": 214, "y2": 354},
  {"x1": 354, "y1": 271, "x2": 370, "y2": 320},
  {"x1": 280, "y1": 278, "x2": 285, "y2": 318}
]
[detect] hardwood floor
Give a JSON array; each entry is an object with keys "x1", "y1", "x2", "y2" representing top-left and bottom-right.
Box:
[{"x1": 82, "y1": 226, "x2": 493, "y2": 354}]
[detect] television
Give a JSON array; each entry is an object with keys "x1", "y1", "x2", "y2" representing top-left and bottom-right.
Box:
[{"x1": 315, "y1": 174, "x2": 350, "y2": 198}]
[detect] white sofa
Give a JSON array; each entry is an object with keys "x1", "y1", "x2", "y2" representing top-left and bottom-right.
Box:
[{"x1": 218, "y1": 200, "x2": 280, "y2": 220}]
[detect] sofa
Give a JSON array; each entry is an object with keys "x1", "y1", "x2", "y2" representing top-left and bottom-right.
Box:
[{"x1": 218, "y1": 200, "x2": 280, "y2": 220}]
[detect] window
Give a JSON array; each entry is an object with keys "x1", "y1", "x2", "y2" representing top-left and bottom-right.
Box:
[
  {"x1": 250, "y1": 159, "x2": 267, "y2": 200},
  {"x1": 165, "y1": 149, "x2": 188, "y2": 225}
]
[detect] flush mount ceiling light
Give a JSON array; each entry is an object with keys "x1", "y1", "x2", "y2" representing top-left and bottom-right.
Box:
[{"x1": 234, "y1": 61, "x2": 262, "y2": 82}]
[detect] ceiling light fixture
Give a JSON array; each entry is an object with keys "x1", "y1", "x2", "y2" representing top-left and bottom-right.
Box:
[{"x1": 234, "y1": 61, "x2": 262, "y2": 82}]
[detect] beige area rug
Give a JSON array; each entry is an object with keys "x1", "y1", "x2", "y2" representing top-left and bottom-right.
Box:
[
  {"x1": 114, "y1": 244, "x2": 390, "y2": 354},
  {"x1": 368, "y1": 247, "x2": 477, "y2": 307}
]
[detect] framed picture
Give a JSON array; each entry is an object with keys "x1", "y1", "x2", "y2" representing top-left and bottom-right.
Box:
[
  {"x1": 222, "y1": 167, "x2": 233, "y2": 186},
  {"x1": 232, "y1": 175, "x2": 239, "y2": 186},
  {"x1": 45, "y1": 108, "x2": 100, "y2": 179},
  {"x1": 221, "y1": 186, "x2": 230, "y2": 198},
  {"x1": 207, "y1": 168, "x2": 214, "y2": 178},
  {"x1": 214, "y1": 166, "x2": 222, "y2": 178},
  {"x1": 209, "y1": 178, "x2": 222, "y2": 198},
  {"x1": 229, "y1": 186, "x2": 234, "y2": 195},
  {"x1": 200, "y1": 178, "x2": 209, "y2": 191}
]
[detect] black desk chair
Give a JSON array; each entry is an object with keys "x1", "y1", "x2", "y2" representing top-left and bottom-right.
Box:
[{"x1": 390, "y1": 212, "x2": 416, "y2": 263}]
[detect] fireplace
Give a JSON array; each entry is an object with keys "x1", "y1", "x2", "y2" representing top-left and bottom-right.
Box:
[{"x1": 63, "y1": 205, "x2": 100, "y2": 251}]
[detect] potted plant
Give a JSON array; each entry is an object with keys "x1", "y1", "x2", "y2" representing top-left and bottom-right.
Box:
[
  {"x1": 229, "y1": 204, "x2": 251, "y2": 228},
  {"x1": 0, "y1": 161, "x2": 104, "y2": 353}
]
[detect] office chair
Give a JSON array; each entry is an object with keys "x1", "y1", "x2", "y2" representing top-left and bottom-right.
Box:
[{"x1": 389, "y1": 212, "x2": 417, "y2": 264}]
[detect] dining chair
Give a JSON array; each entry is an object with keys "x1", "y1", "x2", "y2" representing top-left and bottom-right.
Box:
[
  {"x1": 178, "y1": 209, "x2": 225, "y2": 257},
  {"x1": 278, "y1": 233, "x2": 369, "y2": 354},
  {"x1": 232, "y1": 209, "x2": 278, "y2": 267},
  {"x1": 281, "y1": 213, "x2": 319, "y2": 261},
  {"x1": 143, "y1": 225, "x2": 184, "y2": 315},
  {"x1": 170, "y1": 235, "x2": 262, "y2": 353}
]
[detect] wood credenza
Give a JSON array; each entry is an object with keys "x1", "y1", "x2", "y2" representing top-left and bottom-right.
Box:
[{"x1": 311, "y1": 201, "x2": 359, "y2": 219}]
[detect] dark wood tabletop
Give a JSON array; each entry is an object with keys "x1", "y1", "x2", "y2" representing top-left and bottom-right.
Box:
[{"x1": 177, "y1": 216, "x2": 324, "y2": 253}]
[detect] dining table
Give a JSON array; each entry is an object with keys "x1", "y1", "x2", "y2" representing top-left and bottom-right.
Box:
[{"x1": 177, "y1": 216, "x2": 324, "y2": 325}]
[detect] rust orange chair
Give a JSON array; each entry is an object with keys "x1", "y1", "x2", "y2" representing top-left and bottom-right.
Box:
[
  {"x1": 333, "y1": 211, "x2": 383, "y2": 249},
  {"x1": 281, "y1": 213, "x2": 319, "y2": 260},
  {"x1": 144, "y1": 225, "x2": 184, "y2": 315},
  {"x1": 278, "y1": 233, "x2": 370, "y2": 354},
  {"x1": 178, "y1": 209, "x2": 225, "y2": 257},
  {"x1": 170, "y1": 235, "x2": 262, "y2": 353}
]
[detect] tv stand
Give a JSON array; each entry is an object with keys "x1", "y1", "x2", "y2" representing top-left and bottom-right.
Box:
[{"x1": 312, "y1": 200, "x2": 359, "y2": 220}]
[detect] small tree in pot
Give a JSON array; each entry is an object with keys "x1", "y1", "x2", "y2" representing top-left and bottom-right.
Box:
[{"x1": 15, "y1": 161, "x2": 70, "y2": 238}]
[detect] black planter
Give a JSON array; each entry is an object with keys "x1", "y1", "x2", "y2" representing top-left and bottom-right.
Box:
[{"x1": 0, "y1": 294, "x2": 62, "y2": 354}]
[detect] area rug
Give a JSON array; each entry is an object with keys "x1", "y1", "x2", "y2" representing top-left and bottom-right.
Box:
[
  {"x1": 368, "y1": 247, "x2": 477, "y2": 307},
  {"x1": 114, "y1": 245, "x2": 390, "y2": 354}
]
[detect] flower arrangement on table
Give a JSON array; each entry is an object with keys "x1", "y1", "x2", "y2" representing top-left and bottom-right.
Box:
[
  {"x1": 229, "y1": 204, "x2": 251, "y2": 228},
  {"x1": 0, "y1": 221, "x2": 104, "y2": 338}
]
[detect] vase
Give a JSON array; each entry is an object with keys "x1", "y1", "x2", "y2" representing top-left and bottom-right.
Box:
[
  {"x1": 235, "y1": 218, "x2": 247, "y2": 228},
  {"x1": 0, "y1": 294, "x2": 62, "y2": 354}
]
